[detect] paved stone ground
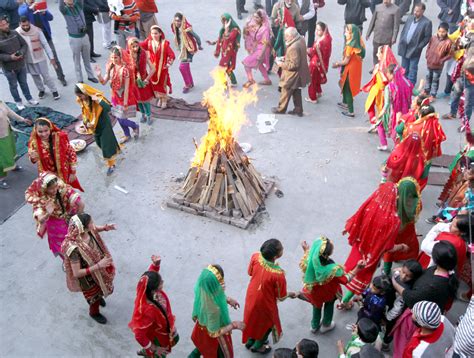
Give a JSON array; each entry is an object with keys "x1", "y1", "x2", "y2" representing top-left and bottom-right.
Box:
[{"x1": 0, "y1": 0, "x2": 467, "y2": 357}]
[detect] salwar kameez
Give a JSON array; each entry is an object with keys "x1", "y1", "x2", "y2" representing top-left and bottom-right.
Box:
[
  {"x1": 0, "y1": 126, "x2": 17, "y2": 178},
  {"x1": 215, "y1": 14, "x2": 241, "y2": 86}
]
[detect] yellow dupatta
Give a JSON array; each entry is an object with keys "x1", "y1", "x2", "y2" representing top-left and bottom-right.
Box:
[{"x1": 76, "y1": 83, "x2": 111, "y2": 135}]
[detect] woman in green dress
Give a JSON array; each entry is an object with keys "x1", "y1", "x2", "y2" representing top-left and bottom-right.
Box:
[
  {"x1": 0, "y1": 100, "x2": 32, "y2": 189},
  {"x1": 74, "y1": 84, "x2": 121, "y2": 176}
]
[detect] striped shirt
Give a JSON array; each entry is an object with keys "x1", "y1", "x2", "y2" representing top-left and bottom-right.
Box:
[
  {"x1": 454, "y1": 296, "x2": 474, "y2": 357},
  {"x1": 110, "y1": 0, "x2": 140, "y2": 32}
]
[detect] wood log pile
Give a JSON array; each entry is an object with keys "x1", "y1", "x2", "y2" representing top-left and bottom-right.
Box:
[{"x1": 167, "y1": 140, "x2": 273, "y2": 229}]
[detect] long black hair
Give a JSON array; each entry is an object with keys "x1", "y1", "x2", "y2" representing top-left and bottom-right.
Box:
[
  {"x1": 76, "y1": 212, "x2": 91, "y2": 228},
  {"x1": 142, "y1": 271, "x2": 172, "y2": 333},
  {"x1": 455, "y1": 214, "x2": 474, "y2": 243},
  {"x1": 432, "y1": 240, "x2": 459, "y2": 295},
  {"x1": 46, "y1": 177, "x2": 66, "y2": 215}
]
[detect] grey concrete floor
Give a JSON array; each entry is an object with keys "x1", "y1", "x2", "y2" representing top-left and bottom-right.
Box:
[{"x1": 0, "y1": 0, "x2": 467, "y2": 357}]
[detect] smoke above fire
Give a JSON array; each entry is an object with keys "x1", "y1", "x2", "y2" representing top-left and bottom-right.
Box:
[{"x1": 192, "y1": 68, "x2": 259, "y2": 167}]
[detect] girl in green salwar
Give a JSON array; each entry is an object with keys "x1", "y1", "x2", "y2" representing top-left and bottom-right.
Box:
[
  {"x1": 0, "y1": 100, "x2": 32, "y2": 189},
  {"x1": 74, "y1": 84, "x2": 121, "y2": 176}
]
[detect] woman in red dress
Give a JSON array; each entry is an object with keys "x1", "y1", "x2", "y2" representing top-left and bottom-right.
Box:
[
  {"x1": 28, "y1": 117, "x2": 83, "y2": 191},
  {"x1": 382, "y1": 132, "x2": 428, "y2": 189},
  {"x1": 129, "y1": 255, "x2": 178, "y2": 357},
  {"x1": 95, "y1": 46, "x2": 140, "y2": 143},
  {"x1": 127, "y1": 37, "x2": 155, "y2": 125},
  {"x1": 298, "y1": 237, "x2": 366, "y2": 332},
  {"x1": 306, "y1": 22, "x2": 332, "y2": 103},
  {"x1": 242, "y1": 239, "x2": 296, "y2": 354},
  {"x1": 208, "y1": 13, "x2": 241, "y2": 86},
  {"x1": 189, "y1": 265, "x2": 244, "y2": 358},
  {"x1": 141, "y1": 25, "x2": 175, "y2": 109}
]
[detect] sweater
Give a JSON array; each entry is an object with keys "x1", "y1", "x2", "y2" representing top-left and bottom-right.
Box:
[
  {"x1": 0, "y1": 29, "x2": 27, "y2": 71},
  {"x1": 402, "y1": 266, "x2": 452, "y2": 310},
  {"x1": 136, "y1": 0, "x2": 157, "y2": 13},
  {"x1": 18, "y1": 4, "x2": 54, "y2": 40},
  {"x1": 16, "y1": 24, "x2": 53, "y2": 64},
  {"x1": 426, "y1": 35, "x2": 452, "y2": 70},
  {"x1": 337, "y1": 0, "x2": 371, "y2": 26},
  {"x1": 59, "y1": 0, "x2": 87, "y2": 38}
]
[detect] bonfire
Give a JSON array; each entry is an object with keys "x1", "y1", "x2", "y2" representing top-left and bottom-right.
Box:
[{"x1": 167, "y1": 68, "x2": 274, "y2": 228}]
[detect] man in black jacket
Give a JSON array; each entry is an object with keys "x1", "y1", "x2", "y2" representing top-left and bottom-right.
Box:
[
  {"x1": 337, "y1": 0, "x2": 371, "y2": 33},
  {"x1": 398, "y1": 2, "x2": 432, "y2": 84},
  {"x1": 83, "y1": 0, "x2": 100, "y2": 61}
]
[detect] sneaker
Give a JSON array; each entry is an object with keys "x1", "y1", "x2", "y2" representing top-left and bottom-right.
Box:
[
  {"x1": 38, "y1": 91, "x2": 45, "y2": 99},
  {"x1": 106, "y1": 165, "x2": 116, "y2": 176},
  {"x1": 341, "y1": 111, "x2": 355, "y2": 118},
  {"x1": 337, "y1": 102, "x2": 348, "y2": 109},
  {"x1": 0, "y1": 180, "x2": 10, "y2": 189},
  {"x1": 90, "y1": 313, "x2": 107, "y2": 324},
  {"x1": 60, "y1": 79, "x2": 67, "y2": 87},
  {"x1": 15, "y1": 102, "x2": 25, "y2": 110},
  {"x1": 320, "y1": 321, "x2": 335, "y2": 333},
  {"x1": 88, "y1": 78, "x2": 99, "y2": 84},
  {"x1": 53, "y1": 92, "x2": 60, "y2": 100},
  {"x1": 27, "y1": 99, "x2": 39, "y2": 106},
  {"x1": 310, "y1": 327, "x2": 320, "y2": 334},
  {"x1": 377, "y1": 145, "x2": 388, "y2": 151}
]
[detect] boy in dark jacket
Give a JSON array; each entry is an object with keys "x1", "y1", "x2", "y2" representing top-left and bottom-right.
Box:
[{"x1": 424, "y1": 22, "x2": 452, "y2": 98}]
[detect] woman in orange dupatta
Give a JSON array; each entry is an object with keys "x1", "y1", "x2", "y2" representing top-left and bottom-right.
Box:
[
  {"x1": 61, "y1": 213, "x2": 116, "y2": 324},
  {"x1": 141, "y1": 25, "x2": 175, "y2": 109},
  {"x1": 242, "y1": 239, "x2": 296, "y2": 354},
  {"x1": 28, "y1": 118, "x2": 83, "y2": 191},
  {"x1": 129, "y1": 255, "x2": 178, "y2": 357},
  {"x1": 332, "y1": 24, "x2": 365, "y2": 118}
]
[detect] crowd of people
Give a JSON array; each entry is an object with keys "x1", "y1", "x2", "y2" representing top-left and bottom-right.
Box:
[{"x1": 1, "y1": 0, "x2": 474, "y2": 357}]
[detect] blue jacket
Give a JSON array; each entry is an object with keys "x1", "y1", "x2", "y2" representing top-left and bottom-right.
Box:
[
  {"x1": 18, "y1": 4, "x2": 54, "y2": 39},
  {"x1": 0, "y1": 0, "x2": 20, "y2": 29}
]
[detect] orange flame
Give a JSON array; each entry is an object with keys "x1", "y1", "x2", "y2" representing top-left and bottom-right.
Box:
[{"x1": 191, "y1": 67, "x2": 258, "y2": 167}]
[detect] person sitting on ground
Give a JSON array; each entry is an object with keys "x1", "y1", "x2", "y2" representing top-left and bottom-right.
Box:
[
  {"x1": 337, "y1": 318, "x2": 383, "y2": 358},
  {"x1": 404, "y1": 300, "x2": 455, "y2": 357},
  {"x1": 357, "y1": 275, "x2": 392, "y2": 327}
]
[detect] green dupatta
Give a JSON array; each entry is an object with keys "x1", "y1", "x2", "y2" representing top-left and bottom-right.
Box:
[
  {"x1": 192, "y1": 266, "x2": 231, "y2": 337},
  {"x1": 397, "y1": 177, "x2": 421, "y2": 228},
  {"x1": 219, "y1": 13, "x2": 241, "y2": 45},
  {"x1": 302, "y1": 237, "x2": 345, "y2": 289},
  {"x1": 345, "y1": 24, "x2": 366, "y2": 59}
]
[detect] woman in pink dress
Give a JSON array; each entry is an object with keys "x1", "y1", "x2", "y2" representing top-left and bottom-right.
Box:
[
  {"x1": 306, "y1": 22, "x2": 332, "y2": 103},
  {"x1": 242, "y1": 9, "x2": 272, "y2": 88}
]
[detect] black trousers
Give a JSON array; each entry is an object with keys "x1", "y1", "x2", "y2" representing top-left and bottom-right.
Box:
[
  {"x1": 86, "y1": 22, "x2": 95, "y2": 55},
  {"x1": 307, "y1": 12, "x2": 318, "y2": 48},
  {"x1": 236, "y1": 0, "x2": 246, "y2": 14}
]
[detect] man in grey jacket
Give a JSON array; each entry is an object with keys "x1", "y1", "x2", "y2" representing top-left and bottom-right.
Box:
[
  {"x1": 338, "y1": 0, "x2": 371, "y2": 33},
  {"x1": 398, "y1": 2, "x2": 432, "y2": 84},
  {"x1": 366, "y1": 0, "x2": 401, "y2": 66}
]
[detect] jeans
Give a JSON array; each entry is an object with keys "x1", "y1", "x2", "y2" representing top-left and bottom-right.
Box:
[
  {"x1": 401, "y1": 56, "x2": 420, "y2": 85},
  {"x1": 465, "y1": 77, "x2": 474, "y2": 123},
  {"x1": 424, "y1": 68, "x2": 443, "y2": 96},
  {"x1": 3, "y1": 66, "x2": 32, "y2": 102},
  {"x1": 450, "y1": 77, "x2": 464, "y2": 116}
]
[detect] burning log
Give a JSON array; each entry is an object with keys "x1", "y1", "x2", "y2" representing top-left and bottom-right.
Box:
[{"x1": 166, "y1": 68, "x2": 274, "y2": 228}]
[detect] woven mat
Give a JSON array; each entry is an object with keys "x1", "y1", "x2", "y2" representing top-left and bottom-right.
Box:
[
  {"x1": 427, "y1": 172, "x2": 450, "y2": 186},
  {"x1": 431, "y1": 154, "x2": 456, "y2": 168},
  {"x1": 151, "y1": 97, "x2": 209, "y2": 123}
]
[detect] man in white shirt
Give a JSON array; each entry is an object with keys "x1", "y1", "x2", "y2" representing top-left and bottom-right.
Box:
[{"x1": 296, "y1": 0, "x2": 315, "y2": 37}]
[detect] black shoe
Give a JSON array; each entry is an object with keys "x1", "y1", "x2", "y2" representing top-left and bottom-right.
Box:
[
  {"x1": 271, "y1": 107, "x2": 285, "y2": 114},
  {"x1": 12, "y1": 165, "x2": 23, "y2": 172},
  {"x1": 99, "y1": 298, "x2": 106, "y2": 307},
  {"x1": 53, "y1": 92, "x2": 60, "y2": 100},
  {"x1": 38, "y1": 91, "x2": 45, "y2": 99},
  {"x1": 88, "y1": 78, "x2": 99, "y2": 83},
  {"x1": 242, "y1": 8, "x2": 249, "y2": 13},
  {"x1": 237, "y1": 13, "x2": 243, "y2": 19},
  {"x1": 90, "y1": 58, "x2": 96, "y2": 63},
  {"x1": 91, "y1": 53, "x2": 101, "y2": 58},
  {"x1": 60, "y1": 79, "x2": 67, "y2": 87},
  {"x1": 90, "y1": 313, "x2": 107, "y2": 324},
  {"x1": 288, "y1": 109, "x2": 303, "y2": 117}
]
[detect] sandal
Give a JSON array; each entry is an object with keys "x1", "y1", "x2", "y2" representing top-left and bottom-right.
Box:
[
  {"x1": 120, "y1": 136, "x2": 131, "y2": 144},
  {"x1": 251, "y1": 344, "x2": 272, "y2": 354},
  {"x1": 258, "y1": 80, "x2": 272, "y2": 86},
  {"x1": 243, "y1": 80, "x2": 255, "y2": 88},
  {"x1": 336, "y1": 301, "x2": 353, "y2": 310}
]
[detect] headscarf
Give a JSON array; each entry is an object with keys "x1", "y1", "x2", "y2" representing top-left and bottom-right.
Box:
[
  {"x1": 344, "y1": 182, "x2": 400, "y2": 264},
  {"x1": 345, "y1": 24, "x2": 365, "y2": 59},
  {"x1": 406, "y1": 111, "x2": 447, "y2": 161},
  {"x1": 219, "y1": 13, "x2": 241, "y2": 45},
  {"x1": 412, "y1": 301, "x2": 441, "y2": 329},
  {"x1": 171, "y1": 12, "x2": 199, "y2": 55},
  {"x1": 191, "y1": 265, "x2": 231, "y2": 337},
  {"x1": 28, "y1": 117, "x2": 83, "y2": 191},
  {"x1": 244, "y1": 8, "x2": 271, "y2": 52},
  {"x1": 391, "y1": 66, "x2": 413, "y2": 115},
  {"x1": 75, "y1": 83, "x2": 110, "y2": 134},
  {"x1": 25, "y1": 172, "x2": 81, "y2": 237},
  {"x1": 397, "y1": 176, "x2": 422, "y2": 228},
  {"x1": 386, "y1": 133, "x2": 426, "y2": 184},
  {"x1": 61, "y1": 215, "x2": 115, "y2": 297},
  {"x1": 302, "y1": 237, "x2": 345, "y2": 288},
  {"x1": 377, "y1": 45, "x2": 398, "y2": 74}
]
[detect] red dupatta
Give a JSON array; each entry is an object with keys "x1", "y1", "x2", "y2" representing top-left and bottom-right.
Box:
[
  {"x1": 386, "y1": 133, "x2": 426, "y2": 185},
  {"x1": 344, "y1": 182, "x2": 401, "y2": 265},
  {"x1": 28, "y1": 119, "x2": 83, "y2": 191},
  {"x1": 171, "y1": 13, "x2": 198, "y2": 55},
  {"x1": 308, "y1": 28, "x2": 332, "y2": 83}
]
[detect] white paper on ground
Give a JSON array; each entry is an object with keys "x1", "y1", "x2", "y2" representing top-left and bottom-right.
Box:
[{"x1": 256, "y1": 114, "x2": 278, "y2": 134}]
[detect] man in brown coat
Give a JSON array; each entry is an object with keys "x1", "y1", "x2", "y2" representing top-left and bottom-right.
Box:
[{"x1": 272, "y1": 27, "x2": 310, "y2": 117}]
